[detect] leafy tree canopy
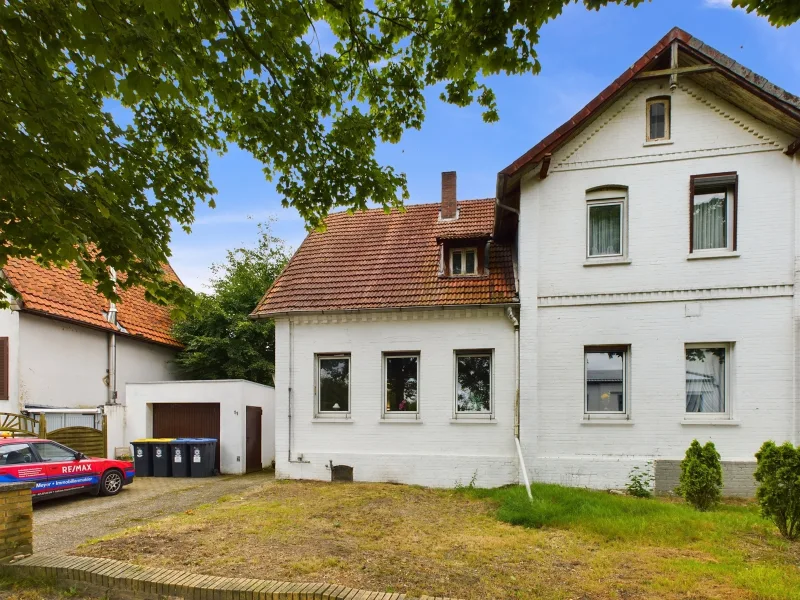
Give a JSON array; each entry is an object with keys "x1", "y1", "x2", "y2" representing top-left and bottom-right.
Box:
[
  {"x1": 1, "y1": 0, "x2": 797, "y2": 305},
  {"x1": 171, "y1": 221, "x2": 290, "y2": 385}
]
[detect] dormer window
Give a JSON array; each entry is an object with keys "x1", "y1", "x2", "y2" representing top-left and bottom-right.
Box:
[
  {"x1": 450, "y1": 248, "x2": 477, "y2": 276},
  {"x1": 646, "y1": 97, "x2": 670, "y2": 141}
]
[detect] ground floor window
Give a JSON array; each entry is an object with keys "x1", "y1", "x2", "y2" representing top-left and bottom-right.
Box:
[
  {"x1": 585, "y1": 346, "x2": 627, "y2": 414},
  {"x1": 455, "y1": 351, "x2": 493, "y2": 415},
  {"x1": 686, "y1": 344, "x2": 729, "y2": 414},
  {"x1": 384, "y1": 353, "x2": 419, "y2": 416},
  {"x1": 316, "y1": 354, "x2": 350, "y2": 415}
]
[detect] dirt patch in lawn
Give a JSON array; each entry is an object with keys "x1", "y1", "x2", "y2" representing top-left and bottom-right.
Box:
[{"x1": 77, "y1": 480, "x2": 795, "y2": 600}]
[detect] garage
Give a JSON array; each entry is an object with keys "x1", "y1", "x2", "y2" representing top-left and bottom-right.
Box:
[
  {"x1": 125, "y1": 380, "x2": 274, "y2": 475},
  {"x1": 152, "y1": 403, "x2": 222, "y2": 471}
]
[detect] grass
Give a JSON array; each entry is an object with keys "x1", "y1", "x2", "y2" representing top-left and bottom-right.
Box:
[
  {"x1": 0, "y1": 569, "x2": 93, "y2": 600},
  {"x1": 76, "y1": 479, "x2": 799, "y2": 600}
]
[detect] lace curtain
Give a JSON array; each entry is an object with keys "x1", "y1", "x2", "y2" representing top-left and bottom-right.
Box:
[{"x1": 589, "y1": 204, "x2": 621, "y2": 256}]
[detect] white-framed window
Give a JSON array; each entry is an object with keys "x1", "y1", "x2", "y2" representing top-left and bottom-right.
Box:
[
  {"x1": 586, "y1": 186, "x2": 627, "y2": 259},
  {"x1": 454, "y1": 350, "x2": 493, "y2": 418},
  {"x1": 383, "y1": 353, "x2": 420, "y2": 418},
  {"x1": 646, "y1": 97, "x2": 670, "y2": 141},
  {"x1": 315, "y1": 354, "x2": 351, "y2": 416},
  {"x1": 585, "y1": 346, "x2": 628, "y2": 416},
  {"x1": 685, "y1": 343, "x2": 731, "y2": 416},
  {"x1": 690, "y1": 173, "x2": 737, "y2": 253},
  {"x1": 450, "y1": 248, "x2": 478, "y2": 276}
]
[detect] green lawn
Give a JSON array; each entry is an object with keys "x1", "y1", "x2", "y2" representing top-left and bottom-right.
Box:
[{"x1": 75, "y1": 479, "x2": 798, "y2": 600}]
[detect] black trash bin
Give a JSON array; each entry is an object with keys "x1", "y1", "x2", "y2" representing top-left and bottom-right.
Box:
[
  {"x1": 130, "y1": 439, "x2": 154, "y2": 477},
  {"x1": 151, "y1": 439, "x2": 174, "y2": 477},
  {"x1": 187, "y1": 438, "x2": 217, "y2": 478},
  {"x1": 169, "y1": 439, "x2": 191, "y2": 478}
]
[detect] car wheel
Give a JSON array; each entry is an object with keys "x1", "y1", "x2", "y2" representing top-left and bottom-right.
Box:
[{"x1": 100, "y1": 469, "x2": 123, "y2": 496}]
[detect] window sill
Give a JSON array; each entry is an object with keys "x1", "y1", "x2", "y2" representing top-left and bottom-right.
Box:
[
  {"x1": 449, "y1": 418, "x2": 497, "y2": 424},
  {"x1": 311, "y1": 418, "x2": 354, "y2": 423},
  {"x1": 580, "y1": 419, "x2": 634, "y2": 426},
  {"x1": 584, "y1": 257, "x2": 631, "y2": 267},
  {"x1": 379, "y1": 419, "x2": 423, "y2": 424},
  {"x1": 686, "y1": 251, "x2": 740, "y2": 261},
  {"x1": 681, "y1": 419, "x2": 740, "y2": 426},
  {"x1": 643, "y1": 139, "x2": 674, "y2": 147}
]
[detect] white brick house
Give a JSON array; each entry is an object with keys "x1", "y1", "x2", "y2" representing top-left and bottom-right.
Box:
[{"x1": 254, "y1": 28, "x2": 800, "y2": 493}]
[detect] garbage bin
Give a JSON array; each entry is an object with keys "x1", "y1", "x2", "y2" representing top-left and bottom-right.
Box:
[
  {"x1": 187, "y1": 438, "x2": 217, "y2": 478},
  {"x1": 151, "y1": 439, "x2": 175, "y2": 477},
  {"x1": 169, "y1": 439, "x2": 191, "y2": 478},
  {"x1": 130, "y1": 439, "x2": 155, "y2": 477}
]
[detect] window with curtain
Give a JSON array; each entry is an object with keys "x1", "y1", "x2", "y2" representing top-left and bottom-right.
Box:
[
  {"x1": 586, "y1": 186, "x2": 627, "y2": 259},
  {"x1": 646, "y1": 97, "x2": 670, "y2": 141},
  {"x1": 690, "y1": 173, "x2": 737, "y2": 252},
  {"x1": 685, "y1": 345, "x2": 729, "y2": 413}
]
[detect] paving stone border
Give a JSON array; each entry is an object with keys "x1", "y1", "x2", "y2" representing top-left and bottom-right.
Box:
[{"x1": 6, "y1": 554, "x2": 461, "y2": 600}]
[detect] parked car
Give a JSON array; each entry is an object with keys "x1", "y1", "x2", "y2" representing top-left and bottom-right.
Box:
[{"x1": 0, "y1": 436, "x2": 134, "y2": 502}]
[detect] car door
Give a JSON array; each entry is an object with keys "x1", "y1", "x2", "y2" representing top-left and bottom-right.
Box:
[
  {"x1": 0, "y1": 443, "x2": 48, "y2": 495},
  {"x1": 30, "y1": 441, "x2": 99, "y2": 496}
]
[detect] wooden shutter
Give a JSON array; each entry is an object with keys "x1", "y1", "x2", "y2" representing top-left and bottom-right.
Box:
[{"x1": 0, "y1": 337, "x2": 8, "y2": 401}]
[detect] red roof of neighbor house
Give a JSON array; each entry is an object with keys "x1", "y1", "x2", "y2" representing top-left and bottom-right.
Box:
[
  {"x1": 498, "y1": 26, "x2": 800, "y2": 186},
  {"x1": 2, "y1": 258, "x2": 182, "y2": 348},
  {"x1": 252, "y1": 199, "x2": 518, "y2": 316}
]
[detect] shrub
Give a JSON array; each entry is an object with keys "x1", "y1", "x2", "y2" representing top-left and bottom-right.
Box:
[
  {"x1": 754, "y1": 441, "x2": 800, "y2": 540},
  {"x1": 678, "y1": 440, "x2": 723, "y2": 511},
  {"x1": 626, "y1": 461, "x2": 654, "y2": 498}
]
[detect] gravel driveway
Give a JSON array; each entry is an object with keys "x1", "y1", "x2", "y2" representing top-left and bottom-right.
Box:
[{"x1": 33, "y1": 470, "x2": 273, "y2": 553}]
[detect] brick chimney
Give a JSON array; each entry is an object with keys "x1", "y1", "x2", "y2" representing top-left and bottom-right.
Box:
[{"x1": 441, "y1": 171, "x2": 457, "y2": 220}]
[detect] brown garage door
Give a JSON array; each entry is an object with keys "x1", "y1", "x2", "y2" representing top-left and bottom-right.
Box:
[{"x1": 152, "y1": 403, "x2": 221, "y2": 471}]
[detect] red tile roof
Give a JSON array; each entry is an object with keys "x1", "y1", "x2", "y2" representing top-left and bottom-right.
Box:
[
  {"x1": 252, "y1": 199, "x2": 518, "y2": 316},
  {"x1": 2, "y1": 258, "x2": 182, "y2": 348}
]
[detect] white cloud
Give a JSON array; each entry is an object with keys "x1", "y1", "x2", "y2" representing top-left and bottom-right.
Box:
[{"x1": 704, "y1": 0, "x2": 734, "y2": 7}]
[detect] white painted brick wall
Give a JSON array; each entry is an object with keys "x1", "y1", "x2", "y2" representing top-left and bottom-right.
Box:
[
  {"x1": 274, "y1": 309, "x2": 518, "y2": 488},
  {"x1": 518, "y1": 79, "x2": 800, "y2": 490}
]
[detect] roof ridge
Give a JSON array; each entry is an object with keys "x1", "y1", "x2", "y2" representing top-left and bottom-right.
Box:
[{"x1": 324, "y1": 197, "x2": 497, "y2": 219}]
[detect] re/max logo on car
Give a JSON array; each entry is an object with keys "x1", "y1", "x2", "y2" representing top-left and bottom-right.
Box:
[{"x1": 61, "y1": 464, "x2": 93, "y2": 474}]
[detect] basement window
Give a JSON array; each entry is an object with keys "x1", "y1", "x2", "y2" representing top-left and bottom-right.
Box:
[
  {"x1": 316, "y1": 354, "x2": 350, "y2": 415},
  {"x1": 450, "y1": 248, "x2": 477, "y2": 276},
  {"x1": 646, "y1": 97, "x2": 670, "y2": 141}
]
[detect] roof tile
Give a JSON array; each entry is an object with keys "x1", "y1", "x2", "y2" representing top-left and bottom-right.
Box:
[
  {"x1": 252, "y1": 199, "x2": 517, "y2": 316},
  {"x1": 3, "y1": 258, "x2": 181, "y2": 348}
]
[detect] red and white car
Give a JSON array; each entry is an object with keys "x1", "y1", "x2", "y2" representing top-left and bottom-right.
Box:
[{"x1": 0, "y1": 437, "x2": 135, "y2": 502}]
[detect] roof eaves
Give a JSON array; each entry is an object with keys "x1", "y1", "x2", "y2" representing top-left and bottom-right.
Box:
[
  {"x1": 498, "y1": 26, "x2": 800, "y2": 189},
  {"x1": 251, "y1": 300, "x2": 522, "y2": 319}
]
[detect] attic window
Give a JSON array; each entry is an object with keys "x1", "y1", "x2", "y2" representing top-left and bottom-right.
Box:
[
  {"x1": 450, "y1": 248, "x2": 477, "y2": 276},
  {"x1": 646, "y1": 97, "x2": 670, "y2": 141}
]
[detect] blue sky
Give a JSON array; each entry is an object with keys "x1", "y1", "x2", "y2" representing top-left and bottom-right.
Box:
[{"x1": 170, "y1": 0, "x2": 800, "y2": 290}]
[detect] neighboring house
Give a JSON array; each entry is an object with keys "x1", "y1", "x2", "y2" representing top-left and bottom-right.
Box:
[
  {"x1": 255, "y1": 27, "x2": 800, "y2": 494},
  {"x1": 0, "y1": 258, "x2": 181, "y2": 416}
]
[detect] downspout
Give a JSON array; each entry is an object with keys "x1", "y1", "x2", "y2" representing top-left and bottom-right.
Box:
[
  {"x1": 106, "y1": 268, "x2": 118, "y2": 405},
  {"x1": 287, "y1": 317, "x2": 309, "y2": 464},
  {"x1": 506, "y1": 307, "x2": 533, "y2": 501}
]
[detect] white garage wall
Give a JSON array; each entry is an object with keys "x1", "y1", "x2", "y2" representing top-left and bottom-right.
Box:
[{"x1": 126, "y1": 380, "x2": 275, "y2": 475}]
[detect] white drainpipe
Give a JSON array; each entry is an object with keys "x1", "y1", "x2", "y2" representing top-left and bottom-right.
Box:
[
  {"x1": 106, "y1": 268, "x2": 118, "y2": 405},
  {"x1": 506, "y1": 307, "x2": 533, "y2": 501}
]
